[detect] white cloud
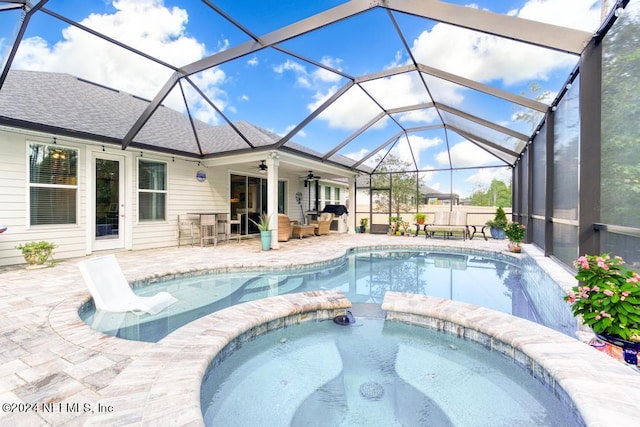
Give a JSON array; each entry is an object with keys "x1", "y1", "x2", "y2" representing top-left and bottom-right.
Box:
[
  {"x1": 13, "y1": 0, "x2": 227, "y2": 121},
  {"x1": 465, "y1": 168, "x2": 512, "y2": 187},
  {"x1": 410, "y1": 0, "x2": 599, "y2": 88},
  {"x1": 344, "y1": 148, "x2": 370, "y2": 162},
  {"x1": 313, "y1": 85, "x2": 383, "y2": 130},
  {"x1": 283, "y1": 125, "x2": 306, "y2": 138},
  {"x1": 435, "y1": 140, "x2": 497, "y2": 167},
  {"x1": 273, "y1": 59, "x2": 311, "y2": 88},
  {"x1": 247, "y1": 56, "x2": 259, "y2": 67},
  {"x1": 273, "y1": 59, "x2": 306, "y2": 75},
  {"x1": 273, "y1": 56, "x2": 345, "y2": 90},
  {"x1": 312, "y1": 56, "x2": 343, "y2": 83},
  {"x1": 412, "y1": 26, "x2": 573, "y2": 87},
  {"x1": 515, "y1": 0, "x2": 601, "y2": 31},
  {"x1": 310, "y1": 0, "x2": 599, "y2": 137},
  {"x1": 312, "y1": 70, "x2": 449, "y2": 131},
  {"x1": 159, "y1": 66, "x2": 226, "y2": 124},
  {"x1": 360, "y1": 72, "x2": 429, "y2": 110},
  {"x1": 400, "y1": 135, "x2": 442, "y2": 168},
  {"x1": 397, "y1": 108, "x2": 440, "y2": 124}
]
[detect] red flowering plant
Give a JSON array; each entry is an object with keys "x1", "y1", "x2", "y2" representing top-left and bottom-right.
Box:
[
  {"x1": 504, "y1": 222, "x2": 526, "y2": 243},
  {"x1": 563, "y1": 254, "x2": 640, "y2": 342}
]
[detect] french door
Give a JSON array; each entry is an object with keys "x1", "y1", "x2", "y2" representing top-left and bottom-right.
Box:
[{"x1": 92, "y1": 153, "x2": 125, "y2": 250}]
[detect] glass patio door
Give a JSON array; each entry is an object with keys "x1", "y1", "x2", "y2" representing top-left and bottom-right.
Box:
[
  {"x1": 93, "y1": 154, "x2": 125, "y2": 250},
  {"x1": 230, "y1": 174, "x2": 268, "y2": 235}
]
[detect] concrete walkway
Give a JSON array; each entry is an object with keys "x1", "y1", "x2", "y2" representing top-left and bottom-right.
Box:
[{"x1": 0, "y1": 233, "x2": 638, "y2": 425}]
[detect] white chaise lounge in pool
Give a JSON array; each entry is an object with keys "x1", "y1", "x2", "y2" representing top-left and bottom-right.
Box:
[{"x1": 78, "y1": 254, "x2": 177, "y2": 315}]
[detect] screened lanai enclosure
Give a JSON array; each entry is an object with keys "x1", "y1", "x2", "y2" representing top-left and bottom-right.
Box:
[{"x1": 0, "y1": 0, "x2": 638, "y2": 269}]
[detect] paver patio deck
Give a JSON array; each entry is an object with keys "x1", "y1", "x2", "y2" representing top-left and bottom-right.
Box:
[{"x1": 0, "y1": 233, "x2": 638, "y2": 426}]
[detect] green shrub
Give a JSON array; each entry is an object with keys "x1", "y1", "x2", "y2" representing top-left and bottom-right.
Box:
[{"x1": 486, "y1": 206, "x2": 507, "y2": 230}]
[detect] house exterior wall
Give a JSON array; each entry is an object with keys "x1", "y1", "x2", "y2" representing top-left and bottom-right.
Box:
[
  {"x1": 0, "y1": 127, "x2": 350, "y2": 266},
  {"x1": 0, "y1": 128, "x2": 218, "y2": 266},
  {"x1": 130, "y1": 152, "x2": 219, "y2": 251},
  {"x1": 1, "y1": 129, "x2": 89, "y2": 265}
]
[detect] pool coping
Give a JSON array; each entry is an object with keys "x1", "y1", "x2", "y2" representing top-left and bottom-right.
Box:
[
  {"x1": 381, "y1": 292, "x2": 640, "y2": 426},
  {"x1": 73, "y1": 288, "x2": 640, "y2": 426},
  {"x1": 82, "y1": 290, "x2": 352, "y2": 425},
  {"x1": 40, "y1": 240, "x2": 640, "y2": 425}
]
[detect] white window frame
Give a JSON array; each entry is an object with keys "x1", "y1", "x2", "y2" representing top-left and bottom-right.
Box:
[
  {"x1": 27, "y1": 141, "x2": 79, "y2": 228},
  {"x1": 137, "y1": 158, "x2": 167, "y2": 222}
]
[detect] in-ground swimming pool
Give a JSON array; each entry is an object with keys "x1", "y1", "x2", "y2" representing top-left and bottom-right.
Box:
[
  {"x1": 79, "y1": 248, "x2": 576, "y2": 342},
  {"x1": 200, "y1": 317, "x2": 581, "y2": 427}
]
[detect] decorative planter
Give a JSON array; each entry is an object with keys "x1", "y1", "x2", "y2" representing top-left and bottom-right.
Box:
[
  {"x1": 16, "y1": 241, "x2": 56, "y2": 269},
  {"x1": 590, "y1": 333, "x2": 640, "y2": 366},
  {"x1": 508, "y1": 242, "x2": 521, "y2": 253},
  {"x1": 490, "y1": 227, "x2": 506, "y2": 240},
  {"x1": 259, "y1": 230, "x2": 272, "y2": 251},
  {"x1": 359, "y1": 226, "x2": 366, "y2": 233}
]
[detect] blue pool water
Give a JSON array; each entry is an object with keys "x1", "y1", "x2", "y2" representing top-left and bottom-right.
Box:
[
  {"x1": 200, "y1": 317, "x2": 581, "y2": 426},
  {"x1": 79, "y1": 249, "x2": 576, "y2": 342}
]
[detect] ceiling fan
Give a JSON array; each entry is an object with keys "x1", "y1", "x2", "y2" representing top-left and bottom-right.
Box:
[
  {"x1": 253, "y1": 160, "x2": 267, "y2": 173},
  {"x1": 303, "y1": 170, "x2": 320, "y2": 181}
]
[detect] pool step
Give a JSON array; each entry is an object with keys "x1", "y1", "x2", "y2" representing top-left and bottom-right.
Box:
[
  {"x1": 349, "y1": 302, "x2": 386, "y2": 319},
  {"x1": 238, "y1": 276, "x2": 304, "y2": 302}
]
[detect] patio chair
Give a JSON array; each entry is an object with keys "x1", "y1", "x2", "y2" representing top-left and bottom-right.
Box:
[
  {"x1": 311, "y1": 212, "x2": 334, "y2": 235},
  {"x1": 278, "y1": 214, "x2": 293, "y2": 242},
  {"x1": 177, "y1": 214, "x2": 200, "y2": 247},
  {"x1": 78, "y1": 254, "x2": 177, "y2": 315}
]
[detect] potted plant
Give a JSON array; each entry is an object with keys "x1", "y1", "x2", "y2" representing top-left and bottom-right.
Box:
[
  {"x1": 249, "y1": 213, "x2": 272, "y2": 251},
  {"x1": 389, "y1": 216, "x2": 401, "y2": 235},
  {"x1": 485, "y1": 206, "x2": 507, "y2": 239},
  {"x1": 359, "y1": 217, "x2": 368, "y2": 233},
  {"x1": 563, "y1": 254, "x2": 640, "y2": 366},
  {"x1": 414, "y1": 213, "x2": 426, "y2": 225},
  {"x1": 504, "y1": 222, "x2": 526, "y2": 252},
  {"x1": 16, "y1": 241, "x2": 57, "y2": 269}
]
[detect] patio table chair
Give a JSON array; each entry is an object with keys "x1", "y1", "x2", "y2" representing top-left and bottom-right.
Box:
[{"x1": 311, "y1": 212, "x2": 334, "y2": 235}]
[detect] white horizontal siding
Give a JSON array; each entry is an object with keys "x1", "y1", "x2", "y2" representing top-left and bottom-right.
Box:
[{"x1": 131, "y1": 157, "x2": 220, "y2": 250}]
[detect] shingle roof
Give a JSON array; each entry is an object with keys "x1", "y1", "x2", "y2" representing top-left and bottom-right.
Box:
[{"x1": 0, "y1": 70, "x2": 362, "y2": 171}]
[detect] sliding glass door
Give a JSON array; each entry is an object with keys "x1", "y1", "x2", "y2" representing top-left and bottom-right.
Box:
[
  {"x1": 230, "y1": 174, "x2": 287, "y2": 234},
  {"x1": 230, "y1": 174, "x2": 267, "y2": 235}
]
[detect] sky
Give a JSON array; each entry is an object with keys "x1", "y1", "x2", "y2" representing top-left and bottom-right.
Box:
[{"x1": 0, "y1": 0, "x2": 607, "y2": 197}]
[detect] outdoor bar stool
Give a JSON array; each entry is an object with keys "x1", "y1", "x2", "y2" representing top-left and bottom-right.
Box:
[
  {"x1": 228, "y1": 217, "x2": 241, "y2": 243},
  {"x1": 216, "y1": 214, "x2": 230, "y2": 244},
  {"x1": 178, "y1": 214, "x2": 199, "y2": 247},
  {"x1": 200, "y1": 214, "x2": 217, "y2": 246}
]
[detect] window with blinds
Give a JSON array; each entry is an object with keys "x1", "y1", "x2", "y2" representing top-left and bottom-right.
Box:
[
  {"x1": 28, "y1": 143, "x2": 78, "y2": 225},
  {"x1": 138, "y1": 159, "x2": 167, "y2": 221}
]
